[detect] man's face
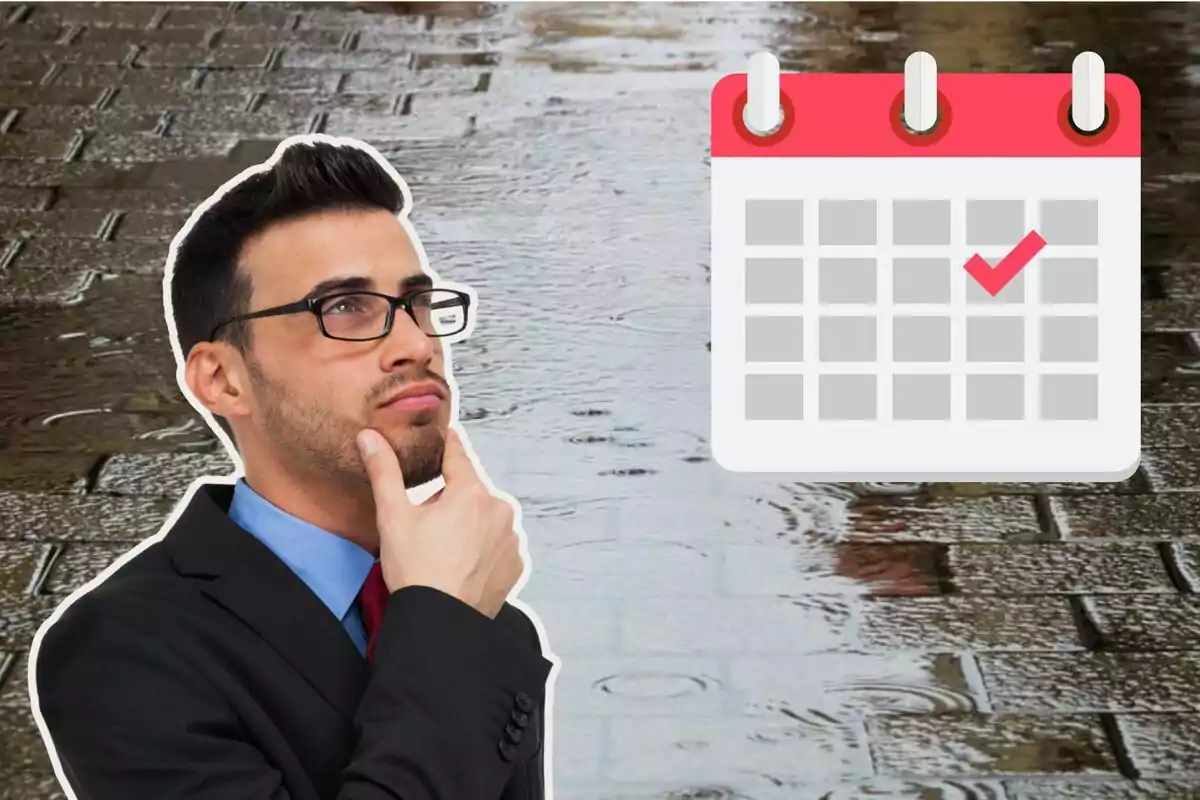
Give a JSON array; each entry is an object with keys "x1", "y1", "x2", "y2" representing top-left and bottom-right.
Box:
[{"x1": 234, "y1": 207, "x2": 451, "y2": 488}]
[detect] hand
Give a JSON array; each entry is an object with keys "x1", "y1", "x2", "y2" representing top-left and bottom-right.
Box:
[{"x1": 357, "y1": 427, "x2": 523, "y2": 619}]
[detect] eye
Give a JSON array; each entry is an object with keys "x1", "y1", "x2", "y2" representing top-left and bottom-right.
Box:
[{"x1": 322, "y1": 295, "x2": 367, "y2": 315}]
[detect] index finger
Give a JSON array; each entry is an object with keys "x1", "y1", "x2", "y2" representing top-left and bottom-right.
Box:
[
  {"x1": 440, "y1": 427, "x2": 482, "y2": 490},
  {"x1": 356, "y1": 429, "x2": 414, "y2": 517}
]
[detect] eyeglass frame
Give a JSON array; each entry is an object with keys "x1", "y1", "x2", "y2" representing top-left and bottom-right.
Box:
[{"x1": 206, "y1": 287, "x2": 473, "y2": 343}]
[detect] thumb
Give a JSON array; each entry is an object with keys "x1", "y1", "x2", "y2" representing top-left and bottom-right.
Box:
[{"x1": 356, "y1": 429, "x2": 412, "y2": 518}]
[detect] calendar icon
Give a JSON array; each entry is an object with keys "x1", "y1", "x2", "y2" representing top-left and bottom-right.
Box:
[{"x1": 710, "y1": 52, "x2": 1141, "y2": 481}]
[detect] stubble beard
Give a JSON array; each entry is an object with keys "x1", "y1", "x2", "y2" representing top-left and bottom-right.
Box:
[{"x1": 248, "y1": 357, "x2": 446, "y2": 489}]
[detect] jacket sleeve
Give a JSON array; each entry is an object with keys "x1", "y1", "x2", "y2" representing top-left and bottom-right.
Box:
[{"x1": 34, "y1": 586, "x2": 554, "y2": 800}]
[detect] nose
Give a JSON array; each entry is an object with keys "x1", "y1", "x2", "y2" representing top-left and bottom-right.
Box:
[{"x1": 377, "y1": 305, "x2": 436, "y2": 371}]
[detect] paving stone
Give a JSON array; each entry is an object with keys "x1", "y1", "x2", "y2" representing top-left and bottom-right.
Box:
[
  {"x1": 549, "y1": 655, "x2": 726, "y2": 717},
  {"x1": 1053, "y1": 494, "x2": 1200, "y2": 540},
  {"x1": 323, "y1": 110, "x2": 470, "y2": 139},
  {"x1": 195, "y1": 68, "x2": 343, "y2": 94},
  {"x1": 0, "y1": 84, "x2": 110, "y2": 106},
  {"x1": 0, "y1": 260, "x2": 97, "y2": 304},
  {"x1": 1173, "y1": 544, "x2": 1200, "y2": 593},
  {"x1": 0, "y1": 648, "x2": 32, "y2": 708},
  {"x1": 980, "y1": 652, "x2": 1200, "y2": 712},
  {"x1": 133, "y1": 43, "x2": 272, "y2": 69},
  {"x1": 94, "y1": 452, "x2": 236, "y2": 498},
  {"x1": 47, "y1": 65, "x2": 197, "y2": 90},
  {"x1": 1142, "y1": 449, "x2": 1200, "y2": 491},
  {"x1": 1144, "y1": 376, "x2": 1200, "y2": 404},
  {"x1": 9, "y1": 236, "x2": 167, "y2": 275},
  {"x1": 79, "y1": 132, "x2": 240, "y2": 162},
  {"x1": 529, "y1": 536, "x2": 716, "y2": 598},
  {"x1": 1161, "y1": 266, "x2": 1200, "y2": 298},
  {"x1": 723, "y1": 543, "x2": 947, "y2": 596},
  {"x1": 338, "y1": 68, "x2": 482, "y2": 94},
  {"x1": 224, "y1": 4, "x2": 308, "y2": 29},
  {"x1": 0, "y1": 132, "x2": 78, "y2": 161},
  {"x1": 842, "y1": 495, "x2": 1044, "y2": 543},
  {"x1": 604, "y1": 714, "x2": 868, "y2": 785},
  {"x1": 1145, "y1": 299, "x2": 1200, "y2": 332},
  {"x1": 947, "y1": 543, "x2": 1174, "y2": 594},
  {"x1": 1005, "y1": 780, "x2": 1200, "y2": 799},
  {"x1": 860, "y1": 596, "x2": 1083, "y2": 652},
  {"x1": 3, "y1": 768, "x2": 72, "y2": 800},
  {"x1": 1143, "y1": 406, "x2": 1200, "y2": 448},
  {"x1": 68, "y1": 25, "x2": 208, "y2": 46},
  {"x1": 0, "y1": 41, "x2": 137, "y2": 65},
  {"x1": 0, "y1": 188, "x2": 54, "y2": 210},
  {"x1": 0, "y1": 542, "x2": 46, "y2": 601},
  {"x1": 868, "y1": 713, "x2": 1118, "y2": 775},
  {"x1": 0, "y1": 159, "x2": 139, "y2": 188},
  {"x1": 0, "y1": 491, "x2": 175, "y2": 543},
  {"x1": 621, "y1": 596, "x2": 854, "y2": 654},
  {"x1": 1117, "y1": 714, "x2": 1200, "y2": 777},
  {"x1": 0, "y1": 595, "x2": 65, "y2": 650},
  {"x1": 167, "y1": 109, "x2": 321, "y2": 137},
  {"x1": 275, "y1": 47, "x2": 417, "y2": 70},
  {"x1": 733, "y1": 652, "x2": 979, "y2": 715},
  {"x1": 1085, "y1": 596, "x2": 1200, "y2": 650},
  {"x1": 51, "y1": 186, "x2": 212, "y2": 212},
  {"x1": 0, "y1": 703, "x2": 55, "y2": 781},
  {"x1": 522, "y1": 598, "x2": 615, "y2": 655},
  {"x1": 206, "y1": 26, "x2": 350, "y2": 49},
  {"x1": 0, "y1": 60, "x2": 50, "y2": 84},
  {"x1": 0, "y1": 210, "x2": 110, "y2": 238},
  {"x1": 923, "y1": 479, "x2": 1141, "y2": 498},
  {"x1": 25, "y1": 1, "x2": 164, "y2": 27},
  {"x1": 0, "y1": 19, "x2": 64, "y2": 44},
  {"x1": 12, "y1": 106, "x2": 163, "y2": 135},
  {"x1": 112, "y1": 210, "x2": 190, "y2": 240},
  {"x1": 0, "y1": 452, "x2": 97, "y2": 493},
  {"x1": 39, "y1": 541, "x2": 139, "y2": 595},
  {"x1": 156, "y1": 5, "x2": 239, "y2": 28},
  {"x1": 543, "y1": 715, "x2": 605, "y2": 782}
]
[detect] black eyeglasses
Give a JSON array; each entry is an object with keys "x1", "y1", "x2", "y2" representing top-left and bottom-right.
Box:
[{"x1": 207, "y1": 288, "x2": 472, "y2": 343}]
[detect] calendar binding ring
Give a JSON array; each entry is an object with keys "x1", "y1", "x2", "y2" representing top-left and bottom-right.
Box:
[
  {"x1": 1058, "y1": 89, "x2": 1120, "y2": 146},
  {"x1": 731, "y1": 88, "x2": 796, "y2": 146},
  {"x1": 889, "y1": 90, "x2": 952, "y2": 146}
]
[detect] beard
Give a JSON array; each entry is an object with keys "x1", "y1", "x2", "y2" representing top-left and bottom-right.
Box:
[{"x1": 246, "y1": 356, "x2": 447, "y2": 489}]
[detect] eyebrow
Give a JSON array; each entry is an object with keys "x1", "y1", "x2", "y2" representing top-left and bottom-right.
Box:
[{"x1": 303, "y1": 273, "x2": 433, "y2": 300}]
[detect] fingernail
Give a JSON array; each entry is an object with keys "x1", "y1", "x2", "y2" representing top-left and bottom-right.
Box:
[{"x1": 357, "y1": 430, "x2": 377, "y2": 457}]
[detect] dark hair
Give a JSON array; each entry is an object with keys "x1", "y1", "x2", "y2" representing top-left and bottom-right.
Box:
[{"x1": 169, "y1": 140, "x2": 406, "y2": 360}]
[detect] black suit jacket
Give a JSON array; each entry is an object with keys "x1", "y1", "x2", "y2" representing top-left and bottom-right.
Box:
[{"x1": 34, "y1": 482, "x2": 555, "y2": 800}]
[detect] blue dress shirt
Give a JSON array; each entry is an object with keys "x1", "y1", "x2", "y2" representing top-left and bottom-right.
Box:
[{"x1": 228, "y1": 478, "x2": 377, "y2": 658}]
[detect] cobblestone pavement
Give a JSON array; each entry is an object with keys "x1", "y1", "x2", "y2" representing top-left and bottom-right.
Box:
[{"x1": 1, "y1": 2, "x2": 1199, "y2": 798}]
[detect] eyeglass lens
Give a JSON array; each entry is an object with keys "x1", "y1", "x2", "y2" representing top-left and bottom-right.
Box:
[{"x1": 316, "y1": 291, "x2": 467, "y2": 340}]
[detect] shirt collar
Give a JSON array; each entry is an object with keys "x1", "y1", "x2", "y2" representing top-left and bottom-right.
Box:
[{"x1": 228, "y1": 478, "x2": 376, "y2": 623}]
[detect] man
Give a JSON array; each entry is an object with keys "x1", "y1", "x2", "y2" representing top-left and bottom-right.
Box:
[{"x1": 30, "y1": 135, "x2": 556, "y2": 800}]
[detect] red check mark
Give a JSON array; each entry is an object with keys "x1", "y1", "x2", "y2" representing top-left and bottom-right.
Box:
[{"x1": 963, "y1": 230, "x2": 1047, "y2": 296}]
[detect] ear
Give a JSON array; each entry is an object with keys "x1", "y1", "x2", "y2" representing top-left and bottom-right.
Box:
[{"x1": 184, "y1": 342, "x2": 253, "y2": 426}]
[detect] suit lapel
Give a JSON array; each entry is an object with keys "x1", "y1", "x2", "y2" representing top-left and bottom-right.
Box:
[{"x1": 164, "y1": 482, "x2": 367, "y2": 721}]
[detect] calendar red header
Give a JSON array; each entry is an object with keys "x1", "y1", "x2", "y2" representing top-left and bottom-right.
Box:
[{"x1": 711, "y1": 72, "x2": 1140, "y2": 158}]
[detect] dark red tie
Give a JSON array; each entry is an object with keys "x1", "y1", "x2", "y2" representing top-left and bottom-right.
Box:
[{"x1": 358, "y1": 561, "x2": 389, "y2": 662}]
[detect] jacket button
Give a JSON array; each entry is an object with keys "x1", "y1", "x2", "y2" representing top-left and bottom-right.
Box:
[
  {"x1": 498, "y1": 740, "x2": 517, "y2": 762},
  {"x1": 505, "y1": 723, "x2": 524, "y2": 744},
  {"x1": 511, "y1": 709, "x2": 529, "y2": 728},
  {"x1": 515, "y1": 691, "x2": 533, "y2": 712}
]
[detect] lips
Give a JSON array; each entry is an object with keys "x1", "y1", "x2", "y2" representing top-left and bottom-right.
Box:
[{"x1": 378, "y1": 381, "x2": 447, "y2": 412}]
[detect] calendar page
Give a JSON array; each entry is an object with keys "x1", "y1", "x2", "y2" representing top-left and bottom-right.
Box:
[{"x1": 710, "y1": 54, "x2": 1141, "y2": 481}]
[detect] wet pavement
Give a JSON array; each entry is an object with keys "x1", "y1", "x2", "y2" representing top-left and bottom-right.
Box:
[{"x1": 1, "y1": 1, "x2": 1200, "y2": 798}]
